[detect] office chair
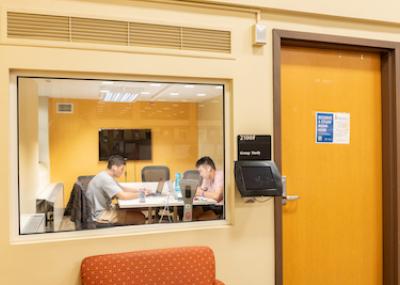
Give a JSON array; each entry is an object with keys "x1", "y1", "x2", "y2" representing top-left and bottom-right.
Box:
[
  {"x1": 141, "y1": 166, "x2": 170, "y2": 222},
  {"x1": 65, "y1": 181, "x2": 96, "y2": 230},
  {"x1": 183, "y1": 170, "x2": 202, "y2": 185},
  {"x1": 141, "y1": 166, "x2": 170, "y2": 182},
  {"x1": 77, "y1": 175, "x2": 95, "y2": 191}
]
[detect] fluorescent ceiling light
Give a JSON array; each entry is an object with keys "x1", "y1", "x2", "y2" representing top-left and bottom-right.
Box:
[
  {"x1": 197, "y1": 93, "x2": 206, "y2": 97},
  {"x1": 184, "y1": 85, "x2": 195, "y2": 88},
  {"x1": 141, "y1": 91, "x2": 151, "y2": 95},
  {"x1": 102, "y1": 92, "x2": 139, "y2": 102},
  {"x1": 102, "y1": 81, "x2": 114, "y2": 85},
  {"x1": 150, "y1": 83, "x2": 161, "y2": 87},
  {"x1": 215, "y1": 86, "x2": 223, "y2": 89},
  {"x1": 170, "y1": 92, "x2": 179, "y2": 96}
]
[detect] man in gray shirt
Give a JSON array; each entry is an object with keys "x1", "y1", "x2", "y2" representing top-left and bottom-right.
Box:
[{"x1": 86, "y1": 155, "x2": 147, "y2": 225}]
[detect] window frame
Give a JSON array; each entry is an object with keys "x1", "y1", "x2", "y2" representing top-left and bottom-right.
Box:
[{"x1": 9, "y1": 71, "x2": 233, "y2": 244}]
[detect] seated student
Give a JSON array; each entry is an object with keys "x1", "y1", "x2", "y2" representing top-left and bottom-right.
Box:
[
  {"x1": 86, "y1": 155, "x2": 148, "y2": 225},
  {"x1": 193, "y1": 156, "x2": 224, "y2": 220}
]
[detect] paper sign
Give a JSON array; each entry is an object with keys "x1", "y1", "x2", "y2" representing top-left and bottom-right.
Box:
[{"x1": 316, "y1": 112, "x2": 350, "y2": 144}]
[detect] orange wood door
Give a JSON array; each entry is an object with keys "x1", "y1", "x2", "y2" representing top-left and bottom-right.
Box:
[{"x1": 281, "y1": 46, "x2": 382, "y2": 285}]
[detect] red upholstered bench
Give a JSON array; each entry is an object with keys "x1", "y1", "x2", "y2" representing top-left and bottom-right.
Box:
[{"x1": 81, "y1": 246, "x2": 224, "y2": 285}]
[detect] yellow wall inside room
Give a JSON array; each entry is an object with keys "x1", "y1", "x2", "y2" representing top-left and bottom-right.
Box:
[
  {"x1": 197, "y1": 96, "x2": 224, "y2": 170},
  {"x1": 48, "y1": 98, "x2": 199, "y2": 205},
  {"x1": 2, "y1": 0, "x2": 400, "y2": 285}
]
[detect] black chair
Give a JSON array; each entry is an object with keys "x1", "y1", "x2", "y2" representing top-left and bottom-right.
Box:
[
  {"x1": 141, "y1": 166, "x2": 170, "y2": 182},
  {"x1": 77, "y1": 175, "x2": 95, "y2": 191},
  {"x1": 65, "y1": 181, "x2": 96, "y2": 230}
]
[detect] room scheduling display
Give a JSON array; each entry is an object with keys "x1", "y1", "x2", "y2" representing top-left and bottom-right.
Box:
[
  {"x1": 241, "y1": 166, "x2": 276, "y2": 190},
  {"x1": 234, "y1": 160, "x2": 282, "y2": 197}
]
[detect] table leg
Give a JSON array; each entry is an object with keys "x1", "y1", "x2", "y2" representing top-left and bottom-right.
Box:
[
  {"x1": 147, "y1": 207, "x2": 153, "y2": 224},
  {"x1": 173, "y1": 206, "x2": 178, "y2": 222}
]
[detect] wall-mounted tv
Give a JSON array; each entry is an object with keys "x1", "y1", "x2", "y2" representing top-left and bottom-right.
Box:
[{"x1": 99, "y1": 129, "x2": 152, "y2": 161}]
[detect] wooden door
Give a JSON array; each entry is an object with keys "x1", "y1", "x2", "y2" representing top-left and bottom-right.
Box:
[{"x1": 281, "y1": 46, "x2": 382, "y2": 285}]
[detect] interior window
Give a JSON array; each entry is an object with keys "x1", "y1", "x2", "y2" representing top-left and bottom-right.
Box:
[{"x1": 17, "y1": 77, "x2": 225, "y2": 235}]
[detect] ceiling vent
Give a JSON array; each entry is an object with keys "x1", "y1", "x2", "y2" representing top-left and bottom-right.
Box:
[
  {"x1": 56, "y1": 103, "x2": 74, "y2": 114},
  {"x1": 7, "y1": 12, "x2": 231, "y2": 54}
]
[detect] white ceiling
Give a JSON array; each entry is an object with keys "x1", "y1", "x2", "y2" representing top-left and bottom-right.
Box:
[{"x1": 33, "y1": 78, "x2": 223, "y2": 102}]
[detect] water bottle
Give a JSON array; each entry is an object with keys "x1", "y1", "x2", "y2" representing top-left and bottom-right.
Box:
[
  {"x1": 175, "y1": 172, "x2": 182, "y2": 199},
  {"x1": 139, "y1": 188, "x2": 145, "y2": 203}
]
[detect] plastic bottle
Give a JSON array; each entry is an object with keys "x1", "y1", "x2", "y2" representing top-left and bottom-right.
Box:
[
  {"x1": 175, "y1": 172, "x2": 182, "y2": 199},
  {"x1": 139, "y1": 188, "x2": 145, "y2": 203}
]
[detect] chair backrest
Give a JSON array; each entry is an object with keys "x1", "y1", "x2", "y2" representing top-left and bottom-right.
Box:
[
  {"x1": 77, "y1": 175, "x2": 95, "y2": 191},
  {"x1": 81, "y1": 247, "x2": 219, "y2": 285},
  {"x1": 183, "y1": 169, "x2": 202, "y2": 184},
  {"x1": 141, "y1": 166, "x2": 170, "y2": 182},
  {"x1": 65, "y1": 181, "x2": 95, "y2": 230}
]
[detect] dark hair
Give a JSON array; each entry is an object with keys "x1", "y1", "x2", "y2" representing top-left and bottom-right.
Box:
[
  {"x1": 196, "y1": 156, "x2": 216, "y2": 170},
  {"x1": 107, "y1": 155, "x2": 126, "y2": 169}
]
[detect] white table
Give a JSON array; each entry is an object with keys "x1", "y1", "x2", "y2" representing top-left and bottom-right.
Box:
[{"x1": 118, "y1": 182, "x2": 221, "y2": 222}]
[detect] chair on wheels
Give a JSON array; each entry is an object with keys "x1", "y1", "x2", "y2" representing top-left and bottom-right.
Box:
[
  {"x1": 66, "y1": 175, "x2": 116, "y2": 229},
  {"x1": 141, "y1": 166, "x2": 170, "y2": 182},
  {"x1": 183, "y1": 169, "x2": 202, "y2": 184},
  {"x1": 141, "y1": 166, "x2": 170, "y2": 222},
  {"x1": 77, "y1": 175, "x2": 95, "y2": 191},
  {"x1": 64, "y1": 181, "x2": 96, "y2": 230}
]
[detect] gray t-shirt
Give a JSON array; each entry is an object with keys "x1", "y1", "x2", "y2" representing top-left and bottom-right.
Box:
[{"x1": 86, "y1": 171, "x2": 122, "y2": 220}]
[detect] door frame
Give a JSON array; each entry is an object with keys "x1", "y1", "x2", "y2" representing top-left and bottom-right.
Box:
[{"x1": 273, "y1": 29, "x2": 400, "y2": 285}]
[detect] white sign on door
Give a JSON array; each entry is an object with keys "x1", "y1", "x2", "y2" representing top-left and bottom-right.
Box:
[{"x1": 316, "y1": 112, "x2": 350, "y2": 144}]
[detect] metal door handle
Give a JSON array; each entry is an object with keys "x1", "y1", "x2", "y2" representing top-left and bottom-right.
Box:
[
  {"x1": 281, "y1": 176, "x2": 300, "y2": 205},
  {"x1": 286, "y1": 195, "x2": 300, "y2": 201}
]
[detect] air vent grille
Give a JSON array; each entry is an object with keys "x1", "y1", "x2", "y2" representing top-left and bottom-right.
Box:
[
  {"x1": 7, "y1": 12, "x2": 231, "y2": 53},
  {"x1": 8, "y1": 12, "x2": 70, "y2": 41},
  {"x1": 182, "y1": 27, "x2": 231, "y2": 53},
  {"x1": 56, "y1": 103, "x2": 74, "y2": 114},
  {"x1": 71, "y1": 17, "x2": 128, "y2": 45},
  {"x1": 129, "y1": 22, "x2": 181, "y2": 49}
]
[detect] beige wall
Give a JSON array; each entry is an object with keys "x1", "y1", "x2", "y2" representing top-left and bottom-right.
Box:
[
  {"x1": 2, "y1": 0, "x2": 400, "y2": 285},
  {"x1": 189, "y1": 0, "x2": 400, "y2": 24}
]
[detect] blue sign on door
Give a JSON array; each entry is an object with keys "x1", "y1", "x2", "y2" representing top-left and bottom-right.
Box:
[{"x1": 316, "y1": 112, "x2": 334, "y2": 143}]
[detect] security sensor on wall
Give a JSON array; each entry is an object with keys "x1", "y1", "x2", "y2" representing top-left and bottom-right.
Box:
[{"x1": 253, "y1": 23, "x2": 267, "y2": 46}]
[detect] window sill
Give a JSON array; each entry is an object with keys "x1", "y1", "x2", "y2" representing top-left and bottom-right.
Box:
[{"x1": 10, "y1": 220, "x2": 231, "y2": 245}]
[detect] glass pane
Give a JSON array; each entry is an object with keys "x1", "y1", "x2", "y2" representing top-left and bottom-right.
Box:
[{"x1": 17, "y1": 77, "x2": 225, "y2": 235}]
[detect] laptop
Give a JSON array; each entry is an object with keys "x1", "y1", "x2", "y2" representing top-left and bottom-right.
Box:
[{"x1": 147, "y1": 180, "x2": 165, "y2": 196}]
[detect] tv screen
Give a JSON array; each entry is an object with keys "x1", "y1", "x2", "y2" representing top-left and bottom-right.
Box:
[
  {"x1": 241, "y1": 166, "x2": 276, "y2": 191},
  {"x1": 99, "y1": 129, "x2": 152, "y2": 161}
]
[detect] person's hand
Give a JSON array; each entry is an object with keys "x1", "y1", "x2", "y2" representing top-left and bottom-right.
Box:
[
  {"x1": 196, "y1": 188, "x2": 204, "y2": 197},
  {"x1": 143, "y1": 188, "x2": 152, "y2": 196}
]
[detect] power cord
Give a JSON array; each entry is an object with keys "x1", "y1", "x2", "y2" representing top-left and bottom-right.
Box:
[{"x1": 244, "y1": 197, "x2": 273, "y2": 203}]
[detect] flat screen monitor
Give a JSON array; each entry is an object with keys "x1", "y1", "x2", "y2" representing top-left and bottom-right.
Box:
[
  {"x1": 99, "y1": 129, "x2": 152, "y2": 161},
  {"x1": 234, "y1": 160, "x2": 282, "y2": 197},
  {"x1": 241, "y1": 166, "x2": 276, "y2": 190}
]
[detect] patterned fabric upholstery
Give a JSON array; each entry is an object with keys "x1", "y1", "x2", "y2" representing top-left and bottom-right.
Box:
[{"x1": 81, "y1": 246, "x2": 224, "y2": 285}]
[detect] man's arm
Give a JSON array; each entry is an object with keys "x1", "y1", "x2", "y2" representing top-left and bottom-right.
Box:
[
  {"x1": 120, "y1": 185, "x2": 140, "y2": 193},
  {"x1": 197, "y1": 187, "x2": 223, "y2": 202},
  {"x1": 115, "y1": 191, "x2": 140, "y2": 200}
]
